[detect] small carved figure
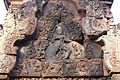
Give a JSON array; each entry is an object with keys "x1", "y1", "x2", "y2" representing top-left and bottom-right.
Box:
[{"x1": 45, "y1": 23, "x2": 71, "y2": 63}]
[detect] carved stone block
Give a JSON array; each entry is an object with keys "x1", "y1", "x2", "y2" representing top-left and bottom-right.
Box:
[
  {"x1": 10, "y1": 59, "x2": 42, "y2": 77},
  {"x1": 0, "y1": 55, "x2": 16, "y2": 74},
  {"x1": 42, "y1": 61, "x2": 63, "y2": 77},
  {"x1": 63, "y1": 59, "x2": 103, "y2": 77},
  {"x1": 42, "y1": 59, "x2": 103, "y2": 77}
]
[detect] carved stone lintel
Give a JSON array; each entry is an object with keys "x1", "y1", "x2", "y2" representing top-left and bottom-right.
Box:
[{"x1": 11, "y1": 59, "x2": 104, "y2": 78}]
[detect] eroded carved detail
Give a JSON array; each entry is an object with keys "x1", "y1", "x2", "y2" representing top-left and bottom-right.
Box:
[
  {"x1": 9, "y1": 0, "x2": 107, "y2": 78},
  {"x1": 0, "y1": 0, "x2": 37, "y2": 79},
  {"x1": 0, "y1": 0, "x2": 116, "y2": 79}
]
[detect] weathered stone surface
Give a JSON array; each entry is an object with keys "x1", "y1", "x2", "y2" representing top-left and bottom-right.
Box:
[
  {"x1": 9, "y1": 0, "x2": 106, "y2": 78},
  {"x1": 11, "y1": 59, "x2": 103, "y2": 77},
  {"x1": 0, "y1": 75, "x2": 7, "y2": 80},
  {"x1": 1, "y1": 0, "x2": 119, "y2": 80},
  {"x1": 0, "y1": 0, "x2": 37, "y2": 79},
  {"x1": 63, "y1": 59, "x2": 103, "y2": 77},
  {"x1": 8, "y1": 77, "x2": 112, "y2": 80},
  {"x1": 84, "y1": 41, "x2": 103, "y2": 59},
  {"x1": 42, "y1": 61, "x2": 63, "y2": 77},
  {"x1": 111, "y1": 74, "x2": 120, "y2": 80},
  {"x1": 11, "y1": 59, "x2": 42, "y2": 77},
  {"x1": 108, "y1": 29, "x2": 120, "y2": 72},
  {"x1": 0, "y1": 55, "x2": 16, "y2": 74}
]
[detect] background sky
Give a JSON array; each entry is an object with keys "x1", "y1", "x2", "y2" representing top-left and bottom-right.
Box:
[
  {"x1": 0, "y1": 0, "x2": 7, "y2": 24},
  {"x1": 111, "y1": 0, "x2": 120, "y2": 24}
]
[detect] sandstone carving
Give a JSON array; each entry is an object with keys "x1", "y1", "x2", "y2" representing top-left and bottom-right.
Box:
[{"x1": 0, "y1": 0, "x2": 119, "y2": 80}]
